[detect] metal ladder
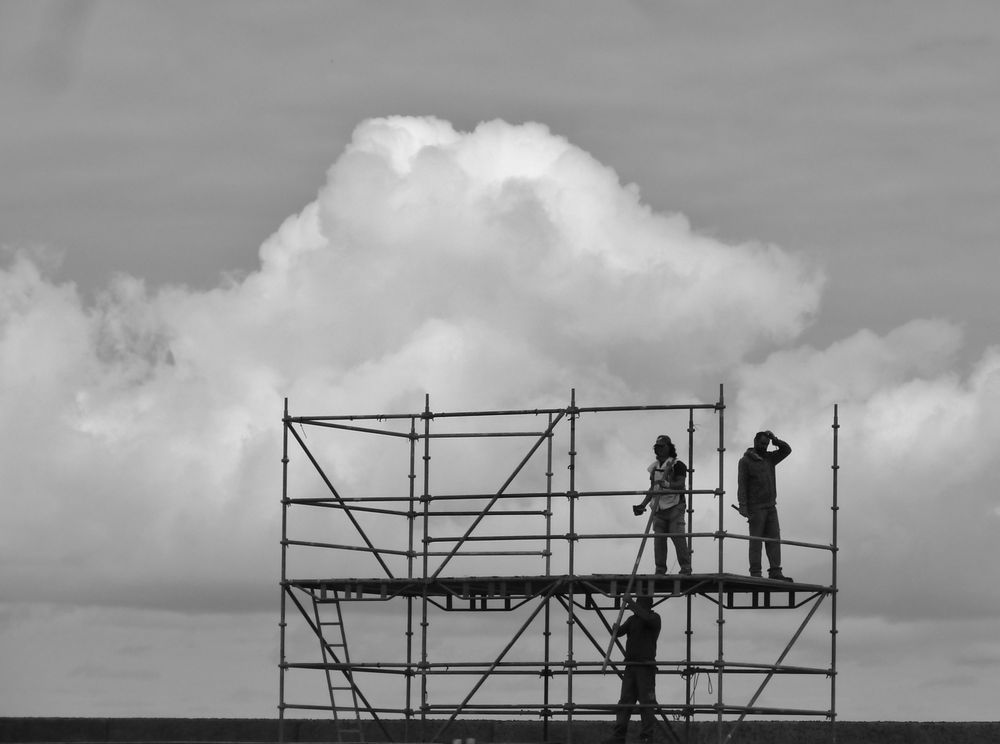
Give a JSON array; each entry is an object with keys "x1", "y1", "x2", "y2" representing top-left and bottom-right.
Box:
[{"x1": 311, "y1": 588, "x2": 365, "y2": 743}]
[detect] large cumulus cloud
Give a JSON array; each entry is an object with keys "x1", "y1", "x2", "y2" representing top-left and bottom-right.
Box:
[{"x1": 2, "y1": 117, "x2": 997, "y2": 632}]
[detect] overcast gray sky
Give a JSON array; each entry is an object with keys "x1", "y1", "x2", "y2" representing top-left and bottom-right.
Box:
[{"x1": 1, "y1": 0, "x2": 998, "y2": 722}]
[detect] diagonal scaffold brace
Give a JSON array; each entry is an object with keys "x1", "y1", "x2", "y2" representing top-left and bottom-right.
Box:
[{"x1": 601, "y1": 508, "x2": 656, "y2": 672}]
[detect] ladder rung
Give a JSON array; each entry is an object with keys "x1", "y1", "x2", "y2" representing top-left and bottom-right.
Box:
[{"x1": 313, "y1": 597, "x2": 359, "y2": 740}]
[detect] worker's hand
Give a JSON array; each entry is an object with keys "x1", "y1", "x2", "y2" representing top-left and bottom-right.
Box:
[
  {"x1": 632, "y1": 504, "x2": 645, "y2": 516},
  {"x1": 765, "y1": 430, "x2": 775, "y2": 441}
]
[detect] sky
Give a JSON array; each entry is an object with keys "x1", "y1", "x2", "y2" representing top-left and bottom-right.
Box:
[{"x1": 1, "y1": 0, "x2": 999, "y2": 724}]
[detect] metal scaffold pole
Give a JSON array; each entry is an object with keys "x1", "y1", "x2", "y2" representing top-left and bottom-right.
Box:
[
  {"x1": 278, "y1": 398, "x2": 290, "y2": 744},
  {"x1": 566, "y1": 388, "x2": 579, "y2": 744},
  {"x1": 405, "y1": 413, "x2": 418, "y2": 744},
  {"x1": 420, "y1": 394, "x2": 432, "y2": 738},
  {"x1": 831, "y1": 404, "x2": 840, "y2": 744},
  {"x1": 715, "y1": 384, "x2": 725, "y2": 744},
  {"x1": 543, "y1": 411, "x2": 555, "y2": 742},
  {"x1": 684, "y1": 403, "x2": 696, "y2": 743}
]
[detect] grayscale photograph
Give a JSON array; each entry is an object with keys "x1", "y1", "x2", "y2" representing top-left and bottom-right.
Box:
[{"x1": 1, "y1": 2, "x2": 997, "y2": 743}]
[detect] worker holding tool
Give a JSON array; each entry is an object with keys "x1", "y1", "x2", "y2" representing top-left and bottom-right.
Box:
[
  {"x1": 633, "y1": 434, "x2": 692, "y2": 575},
  {"x1": 603, "y1": 594, "x2": 661, "y2": 744}
]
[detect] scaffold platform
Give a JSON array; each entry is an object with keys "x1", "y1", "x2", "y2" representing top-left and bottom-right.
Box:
[{"x1": 293, "y1": 573, "x2": 831, "y2": 610}]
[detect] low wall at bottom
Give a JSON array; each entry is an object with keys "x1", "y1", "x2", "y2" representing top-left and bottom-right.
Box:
[{"x1": 1, "y1": 719, "x2": 999, "y2": 744}]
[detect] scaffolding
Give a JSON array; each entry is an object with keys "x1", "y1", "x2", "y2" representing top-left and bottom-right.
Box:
[{"x1": 278, "y1": 387, "x2": 839, "y2": 744}]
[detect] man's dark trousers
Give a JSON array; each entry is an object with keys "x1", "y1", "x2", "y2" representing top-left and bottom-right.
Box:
[
  {"x1": 748, "y1": 505, "x2": 782, "y2": 576},
  {"x1": 612, "y1": 663, "x2": 657, "y2": 740}
]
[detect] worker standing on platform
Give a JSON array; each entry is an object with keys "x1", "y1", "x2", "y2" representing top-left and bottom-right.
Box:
[
  {"x1": 633, "y1": 435, "x2": 692, "y2": 575},
  {"x1": 737, "y1": 430, "x2": 793, "y2": 581},
  {"x1": 605, "y1": 595, "x2": 661, "y2": 744}
]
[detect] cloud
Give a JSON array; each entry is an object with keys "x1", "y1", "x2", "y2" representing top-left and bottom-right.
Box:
[
  {"x1": 734, "y1": 324, "x2": 1000, "y2": 620},
  {"x1": 259, "y1": 116, "x2": 824, "y2": 392},
  {"x1": 0, "y1": 117, "x2": 996, "y2": 638}
]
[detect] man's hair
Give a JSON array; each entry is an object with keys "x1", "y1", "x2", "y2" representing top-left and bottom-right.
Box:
[
  {"x1": 654, "y1": 435, "x2": 677, "y2": 459},
  {"x1": 754, "y1": 431, "x2": 770, "y2": 444},
  {"x1": 635, "y1": 595, "x2": 654, "y2": 609}
]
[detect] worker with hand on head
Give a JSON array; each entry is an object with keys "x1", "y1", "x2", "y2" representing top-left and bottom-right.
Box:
[{"x1": 737, "y1": 430, "x2": 793, "y2": 581}]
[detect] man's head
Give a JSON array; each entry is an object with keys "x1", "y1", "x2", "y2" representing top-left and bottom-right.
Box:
[
  {"x1": 635, "y1": 595, "x2": 654, "y2": 611},
  {"x1": 753, "y1": 431, "x2": 772, "y2": 454},
  {"x1": 653, "y1": 434, "x2": 676, "y2": 459}
]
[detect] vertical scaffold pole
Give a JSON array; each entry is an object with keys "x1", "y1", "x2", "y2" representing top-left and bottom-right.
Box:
[
  {"x1": 685, "y1": 404, "x2": 696, "y2": 743},
  {"x1": 405, "y1": 414, "x2": 418, "y2": 744},
  {"x1": 543, "y1": 412, "x2": 555, "y2": 742},
  {"x1": 831, "y1": 405, "x2": 840, "y2": 744},
  {"x1": 278, "y1": 398, "x2": 290, "y2": 744},
  {"x1": 566, "y1": 389, "x2": 579, "y2": 744},
  {"x1": 686, "y1": 405, "x2": 696, "y2": 563},
  {"x1": 546, "y1": 411, "x2": 555, "y2": 577},
  {"x1": 716, "y1": 384, "x2": 726, "y2": 744},
  {"x1": 420, "y1": 394, "x2": 432, "y2": 739},
  {"x1": 408, "y1": 415, "x2": 418, "y2": 581}
]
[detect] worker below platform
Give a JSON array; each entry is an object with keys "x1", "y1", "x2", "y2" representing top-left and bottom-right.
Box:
[
  {"x1": 604, "y1": 595, "x2": 661, "y2": 744},
  {"x1": 737, "y1": 429, "x2": 793, "y2": 582},
  {"x1": 633, "y1": 434, "x2": 692, "y2": 575}
]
